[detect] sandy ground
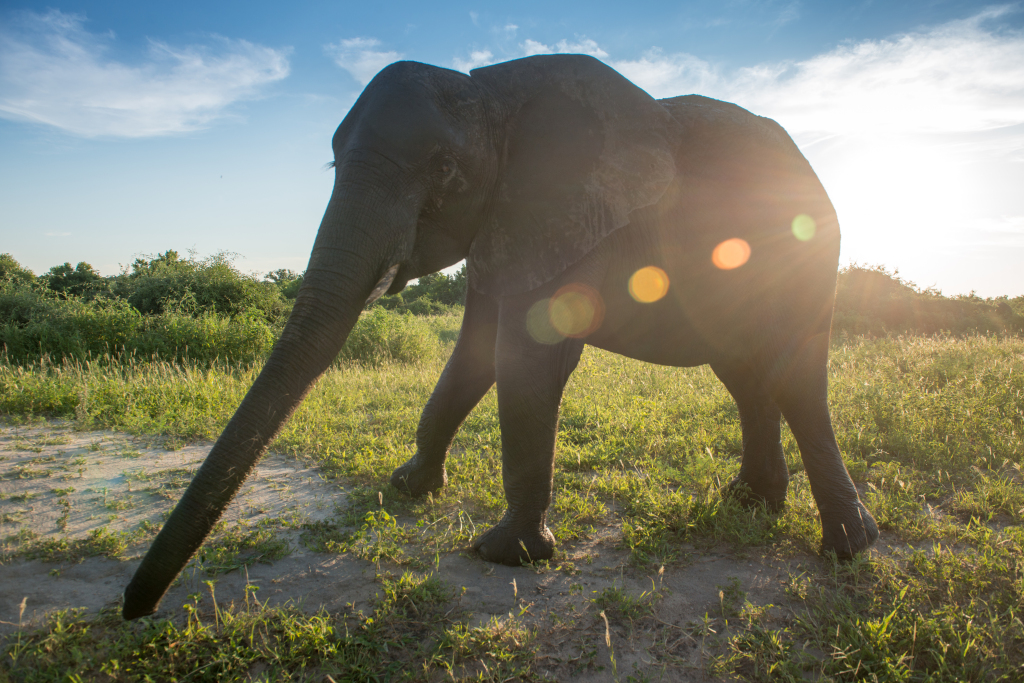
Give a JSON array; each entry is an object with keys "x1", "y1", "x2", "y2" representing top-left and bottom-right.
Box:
[{"x1": 0, "y1": 421, "x2": 812, "y2": 681}]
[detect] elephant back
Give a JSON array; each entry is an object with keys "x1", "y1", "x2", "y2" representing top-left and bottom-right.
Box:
[{"x1": 468, "y1": 55, "x2": 682, "y2": 297}]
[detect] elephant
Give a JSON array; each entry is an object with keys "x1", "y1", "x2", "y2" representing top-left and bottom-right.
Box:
[{"x1": 122, "y1": 54, "x2": 878, "y2": 620}]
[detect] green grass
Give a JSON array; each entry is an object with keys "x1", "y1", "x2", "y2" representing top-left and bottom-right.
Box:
[
  {"x1": 2, "y1": 571, "x2": 536, "y2": 682},
  {"x1": 1, "y1": 327, "x2": 1023, "y2": 680}
]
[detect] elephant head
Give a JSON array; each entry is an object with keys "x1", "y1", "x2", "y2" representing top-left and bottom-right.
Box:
[{"x1": 122, "y1": 54, "x2": 682, "y2": 619}]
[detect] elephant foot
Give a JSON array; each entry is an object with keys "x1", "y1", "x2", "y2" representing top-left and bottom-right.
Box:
[
  {"x1": 473, "y1": 511, "x2": 555, "y2": 566},
  {"x1": 723, "y1": 477, "x2": 787, "y2": 513},
  {"x1": 390, "y1": 455, "x2": 446, "y2": 497},
  {"x1": 819, "y1": 500, "x2": 879, "y2": 559}
]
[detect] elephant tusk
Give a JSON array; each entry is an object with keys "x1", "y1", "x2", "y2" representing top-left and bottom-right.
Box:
[{"x1": 365, "y1": 264, "x2": 400, "y2": 305}]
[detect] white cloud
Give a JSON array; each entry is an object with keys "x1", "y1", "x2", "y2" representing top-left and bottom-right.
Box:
[
  {"x1": 518, "y1": 37, "x2": 609, "y2": 59},
  {"x1": 611, "y1": 7, "x2": 1024, "y2": 140},
  {"x1": 324, "y1": 37, "x2": 402, "y2": 85},
  {"x1": 0, "y1": 10, "x2": 290, "y2": 138},
  {"x1": 520, "y1": 39, "x2": 549, "y2": 57},
  {"x1": 454, "y1": 34, "x2": 608, "y2": 72},
  {"x1": 612, "y1": 49, "x2": 720, "y2": 96},
  {"x1": 453, "y1": 49, "x2": 496, "y2": 73}
]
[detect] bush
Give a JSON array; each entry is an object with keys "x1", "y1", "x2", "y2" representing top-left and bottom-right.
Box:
[
  {"x1": 373, "y1": 265, "x2": 466, "y2": 315},
  {"x1": 42, "y1": 262, "x2": 108, "y2": 300},
  {"x1": 0, "y1": 253, "x2": 36, "y2": 285},
  {"x1": 111, "y1": 250, "x2": 286, "y2": 321},
  {"x1": 265, "y1": 269, "x2": 304, "y2": 300},
  {"x1": 833, "y1": 265, "x2": 1022, "y2": 337},
  {"x1": 338, "y1": 307, "x2": 439, "y2": 366},
  {"x1": 0, "y1": 281, "x2": 278, "y2": 366}
]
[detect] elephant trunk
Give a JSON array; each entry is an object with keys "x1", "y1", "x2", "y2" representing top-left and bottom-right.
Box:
[{"x1": 122, "y1": 197, "x2": 404, "y2": 619}]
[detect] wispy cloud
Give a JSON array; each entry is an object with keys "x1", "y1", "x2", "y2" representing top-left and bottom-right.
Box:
[
  {"x1": 612, "y1": 6, "x2": 1024, "y2": 140},
  {"x1": 452, "y1": 7, "x2": 1023, "y2": 141},
  {"x1": 452, "y1": 35, "x2": 608, "y2": 72},
  {"x1": 0, "y1": 9, "x2": 290, "y2": 137},
  {"x1": 772, "y1": 1, "x2": 801, "y2": 30},
  {"x1": 324, "y1": 37, "x2": 402, "y2": 85},
  {"x1": 453, "y1": 49, "x2": 496, "y2": 72}
]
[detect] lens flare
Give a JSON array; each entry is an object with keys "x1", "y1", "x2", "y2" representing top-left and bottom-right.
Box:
[
  {"x1": 792, "y1": 214, "x2": 816, "y2": 241},
  {"x1": 712, "y1": 238, "x2": 751, "y2": 270},
  {"x1": 549, "y1": 284, "x2": 604, "y2": 338},
  {"x1": 526, "y1": 285, "x2": 605, "y2": 343},
  {"x1": 628, "y1": 266, "x2": 669, "y2": 303},
  {"x1": 526, "y1": 298, "x2": 563, "y2": 344}
]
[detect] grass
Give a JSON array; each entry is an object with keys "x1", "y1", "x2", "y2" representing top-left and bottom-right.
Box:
[
  {"x1": 1, "y1": 326, "x2": 1023, "y2": 680},
  {"x1": 2, "y1": 571, "x2": 537, "y2": 682}
]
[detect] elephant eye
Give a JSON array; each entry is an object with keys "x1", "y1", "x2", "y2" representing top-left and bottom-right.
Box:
[{"x1": 438, "y1": 161, "x2": 458, "y2": 187}]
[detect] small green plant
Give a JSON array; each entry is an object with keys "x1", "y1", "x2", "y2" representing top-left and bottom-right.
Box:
[
  {"x1": 592, "y1": 584, "x2": 658, "y2": 621},
  {"x1": 195, "y1": 523, "x2": 290, "y2": 575}
]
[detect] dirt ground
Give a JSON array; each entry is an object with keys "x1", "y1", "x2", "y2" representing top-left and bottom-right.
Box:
[{"x1": 0, "y1": 421, "x2": 814, "y2": 681}]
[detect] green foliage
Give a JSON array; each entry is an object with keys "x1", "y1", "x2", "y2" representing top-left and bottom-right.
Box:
[
  {"x1": 41, "y1": 262, "x2": 107, "y2": 300},
  {"x1": 265, "y1": 268, "x2": 304, "y2": 299},
  {"x1": 0, "y1": 283, "x2": 279, "y2": 366},
  {"x1": 834, "y1": 264, "x2": 1023, "y2": 336},
  {"x1": 0, "y1": 254, "x2": 36, "y2": 285},
  {"x1": 338, "y1": 307, "x2": 441, "y2": 365},
  {"x1": 374, "y1": 264, "x2": 467, "y2": 315},
  {"x1": 112, "y1": 250, "x2": 286, "y2": 321}
]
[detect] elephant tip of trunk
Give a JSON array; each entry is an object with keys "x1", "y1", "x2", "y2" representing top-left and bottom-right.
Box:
[{"x1": 122, "y1": 586, "x2": 160, "y2": 621}]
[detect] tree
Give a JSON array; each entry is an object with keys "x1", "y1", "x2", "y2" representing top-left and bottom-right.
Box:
[
  {"x1": 112, "y1": 250, "x2": 286, "y2": 320},
  {"x1": 43, "y1": 261, "x2": 106, "y2": 299},
  {"x1": 265, "y1": 269, "x2": 304, "y2": 299},
  {"x1": 0, "y1": 253, "x2": 36, "y2": 285}
]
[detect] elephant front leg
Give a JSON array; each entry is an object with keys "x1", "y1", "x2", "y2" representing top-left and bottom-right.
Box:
[
  {"x1": 473, "y1": 300, "x2": 585, "y2": 565},
  {"x1": 391, "y1": 287, "x2": 498, "y2": 497}
]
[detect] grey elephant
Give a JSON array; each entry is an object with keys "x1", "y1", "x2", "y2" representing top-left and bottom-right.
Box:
[{"x1": 122, "y1": 54, "x2": 878, "y2": 619}]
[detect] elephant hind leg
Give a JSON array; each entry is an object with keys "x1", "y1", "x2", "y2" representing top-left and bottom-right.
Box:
[
  {"x1": 769, "y1": 333, "x2": 878, "y2": 558},
  {"x1": 711, "y1": 361, "x2": 788, "y2": 510}
]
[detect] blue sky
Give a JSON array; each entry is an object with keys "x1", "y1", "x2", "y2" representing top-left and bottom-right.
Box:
[{"x1": 2, "y1": 1, "x2": 1023, "y2": 296}]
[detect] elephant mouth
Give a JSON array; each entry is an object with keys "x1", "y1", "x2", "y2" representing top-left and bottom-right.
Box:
[{"x1": 366, "y1": 264, "x2": 400, "y2": 305}]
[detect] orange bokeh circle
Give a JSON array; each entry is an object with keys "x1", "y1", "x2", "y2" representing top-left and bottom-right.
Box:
[
  {"x1": 628, "y1": 266, "x2": 670, "y2": 303},
  {"x1": 712, "y1": 238, "x2": 751, "y2": 270}
]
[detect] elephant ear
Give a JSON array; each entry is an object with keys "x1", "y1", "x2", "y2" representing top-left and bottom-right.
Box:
[{"x1": 468, "y1": 54, "x2": 680, "y2": 296}]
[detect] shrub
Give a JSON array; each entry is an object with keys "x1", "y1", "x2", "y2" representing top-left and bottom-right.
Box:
[
  {"x1": 338, "y1": 307, "x2": 439, "y2": 366},
  {"x1": 42, "y1": 262, "x2": 108, "y2": 300},
  {"x1": 265, "y1": 269, "x2": 304, "y2": 300},
  {"x1": 0, "y1": 281, "x2": 278, "y2": 366},
  {"x1": 373, "y1": 265, "x2": 466, "y2": 315},
  {"x1": 111, "y1": 250, "x2": 286, "y2": 321},
  {"x1": 0, "y1": 253, "x2": 36, "y2": 285},
  {"x1": 833, "y1": 265, "x2": 1022, "y2": 336}
]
